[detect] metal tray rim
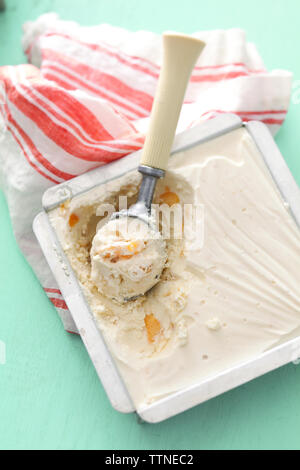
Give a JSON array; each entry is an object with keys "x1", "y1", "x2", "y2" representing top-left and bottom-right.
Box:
[{"x1": 33, "y1": 114, "x2": 300, "y2": 423}]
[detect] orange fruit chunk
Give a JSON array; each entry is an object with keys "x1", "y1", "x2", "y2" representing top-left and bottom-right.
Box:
[
  {"x1": 68, "y1": 213, "x2": 79, "y2": 227},
  {"x1": 159, "y1": 191, "x2": 180, "y2": 206},
  {"x1": 127, "y1": 241, "x2": 139, "y2": 253},
  {"x1": 144, "y1": 313, "x2": 161, "y2": 343},
  {"x1": 101, "y1": 240, "x2": 143, "y2": 263}
]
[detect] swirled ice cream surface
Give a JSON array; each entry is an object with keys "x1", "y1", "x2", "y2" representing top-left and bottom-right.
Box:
[{"x1": 49, "y1": 128, "x2": 300, "y2": 408}]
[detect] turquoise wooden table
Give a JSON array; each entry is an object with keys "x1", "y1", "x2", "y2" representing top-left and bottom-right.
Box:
[{"x1": 0, "y1": 0, "x2": 300, "y2": 450}]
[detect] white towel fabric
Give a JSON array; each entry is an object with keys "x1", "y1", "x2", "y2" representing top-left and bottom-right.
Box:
[{"x1": 0, "y1": 13, "x2": 293, "y2": 333}]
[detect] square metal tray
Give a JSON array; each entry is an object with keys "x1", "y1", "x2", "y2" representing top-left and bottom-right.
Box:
[{"x1": 33, "y1": 114, "x2": 300, "y2": 423}]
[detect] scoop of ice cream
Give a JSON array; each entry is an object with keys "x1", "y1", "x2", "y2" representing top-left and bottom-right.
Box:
[{"x1": 90, "y1": 216, "x2": 167, "y2": 302}]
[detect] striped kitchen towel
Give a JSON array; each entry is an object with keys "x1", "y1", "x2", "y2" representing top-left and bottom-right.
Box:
[{"x1": 0, "y1": 13, "x2": 293, "y2": 332}]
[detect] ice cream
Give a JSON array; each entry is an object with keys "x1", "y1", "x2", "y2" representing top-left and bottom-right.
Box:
[
  {"x1": 49, "y1": 127, "x2": 300, "y2": 408},
  {"x1": 90, "y1": 216, "x2": 167, "y2": 302}
]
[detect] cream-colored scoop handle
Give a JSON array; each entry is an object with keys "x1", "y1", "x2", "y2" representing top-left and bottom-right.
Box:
[{"x1": 140, "y1": 33, "x2": 205, "y2": 171}]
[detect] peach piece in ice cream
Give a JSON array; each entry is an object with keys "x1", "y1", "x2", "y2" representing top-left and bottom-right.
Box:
[
  {"x1": 159, "y1": 191, "x2": 180, "y2": 206},
  {"x1": 68, "y1": 213, "x2": 79, "y2": 228},
  {"x1": 144, "y1": 313, "x2": 162, "y2": 343}
]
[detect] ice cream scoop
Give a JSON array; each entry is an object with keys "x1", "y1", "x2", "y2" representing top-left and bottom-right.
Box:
[
  {"x1": 91, "y1": 32, "x2": 205, "y2": 302},
  {"x1": 90, "y1": 216, "x2": 167, "y2": 303}
]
